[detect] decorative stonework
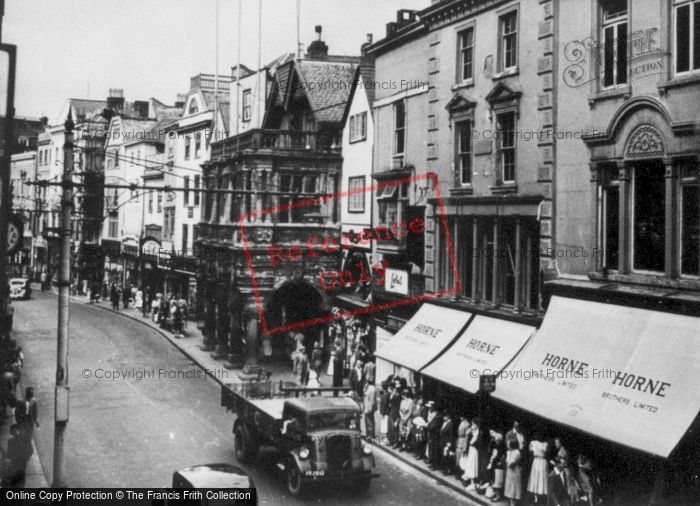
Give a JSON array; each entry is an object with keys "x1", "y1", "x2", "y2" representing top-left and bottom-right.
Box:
[{"x1": 625, "y1": 125, "x2": 665, "y2": 158}]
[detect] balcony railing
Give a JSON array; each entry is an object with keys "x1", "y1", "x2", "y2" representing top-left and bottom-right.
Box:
[{"x1": 211, "y1": 129, "x2": 340, "y2": 159}]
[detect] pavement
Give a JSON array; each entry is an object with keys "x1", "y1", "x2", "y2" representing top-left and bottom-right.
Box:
[{"x1": 12, "y1": 285, "x2": 499, "y2": 504}]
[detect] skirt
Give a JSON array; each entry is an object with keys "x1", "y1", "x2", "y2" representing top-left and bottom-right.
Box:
[
  {"x1": 493, "y1": 468, "x2": 505, "y2": 488},
  {"x1": 527, "y1": 456, "x2": 549, "y2": 495},
  {"x1": 462, "y1": 446, "x2": 480, "y2": 479},
  {"x1": 504, "y1": 465, "x2": 522, "y2": 500}
]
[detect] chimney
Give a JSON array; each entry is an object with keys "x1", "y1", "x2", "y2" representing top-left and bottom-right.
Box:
[
  {"x1": 387, "y1": 9, "x2": 418, "y2": 37},
  {"x1": 107, "y1": 88, "x2": 125, "y2": 111},
  {"x1": 40, "y1": 116, "x2": 49, "y2": 128},
  {"x1": 361, "y1": 33, "x2": 373, "y2": 54},
  {"x1": 133, "y1": 100, "x2": 150, "y2": 118},
  {"x1": 175, "y1": 93, "x2": 187, "y2": 108},
  {"x1": 305, "y1": 25, "x2": 329, "y2": 60}
]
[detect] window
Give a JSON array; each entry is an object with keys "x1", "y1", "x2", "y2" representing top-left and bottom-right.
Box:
[
  {"x1": 114, "y1": 151, "x2": 119, "y2": 167},
  {"x1": 377, "y1": 182, "x2": 407, "y2": 230},
  {"x1": 184, "y1": 176, "x2": 190, "y2": 205},
  {"x1": 393, "y1": 101, "x2": 406, "y2": 156},
  {"x1": 182, "y1": 224, "x2": 189, "y2": 253},
  {"x1": 497, "y1": 112, "x2": 516, "y2": 184},
  {"x1": 188, "y1": 99, "x2": 198, "y2": 115},
  {"x1": 676, "y1": 0, "x2": 700, "y2": 74},
  {"x1": 148, "y1": 191, "x2": 154, "y2": 214},
  {"x1": 277, "y1": 174, "x2": 319, "y2": 223},
  {"x1": 195, "y1": 133, "x2": 201, "y2": 159},
  {"x1": 349, "y1": 112, "x2": 367, "y2": 142},
  {"x1": 242, "y1": 90, "x2": 252, "y2": 122},
  {"x1": 108, "y1": 213, "x2": 118, "y2": 238},
  {"x1": 348, "y1": 176, "x2": 366, "y2": 212},
  {"x1": 499, "y1": 10, "x2": 518, "y2": 71},
  {"x1": 194, "y1": 175, "x2": 201, "y2": 206},
  {"x1": 188, "y1": 206, "x2": 194, "y2": 218},
  {"x1": 164, "y1": 208, "x2": 175, "y2": 240},
  {"x1": 601, "y1": 0, "x2": 628, "y2": 87},
  {"x1": 157, "y1": 192, "x2": 163, "y2": 213},
  {"x1": 184, "y1": 136, "x2": 191, "y2": 160},
  {"x1": 456, "y1": 120, "x2": 472, "y2": 185},
  {"x1": 681, "y1": 163, "x2": 699, "y2": 276},
  {"x1": 458, "y1": 26, "x2": 475, "y2": 82},
  {"x1": 633, "y1": 161, "x2": 665, "y2": 272},
  {"x1": 603, "y1": 185, "x2": 620, "y2": 269}
]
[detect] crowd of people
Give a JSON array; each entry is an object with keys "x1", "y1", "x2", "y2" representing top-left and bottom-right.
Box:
[
  {"x1": 354, "y1": 375, "x2": 604, "y2": 506},
  {"x1": 0, "y1": 334, "x2": 39, "y2": 487}
]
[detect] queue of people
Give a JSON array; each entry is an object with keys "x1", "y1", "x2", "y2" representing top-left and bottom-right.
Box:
[{"x1": 370, "y1": 376, "x2": 603, "y2": 506}]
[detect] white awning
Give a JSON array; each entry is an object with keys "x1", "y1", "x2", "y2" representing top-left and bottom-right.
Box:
[
  {"x1": 493, "y1": 296, "x2": 700, "y2": 458},
  {"x1": 421, "y1": 315, "x2": 534, "y2": 393},
  {"x1": 374, "y1": 303, "x2": 472, "y2": 371}
]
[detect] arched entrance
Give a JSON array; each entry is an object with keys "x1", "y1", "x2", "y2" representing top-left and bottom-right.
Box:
[{"x1": 264, "y1": 279, "x2": 329, "y2": 358}]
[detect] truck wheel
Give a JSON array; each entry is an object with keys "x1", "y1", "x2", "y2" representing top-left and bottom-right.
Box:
[
  {"x1": 286, "y1": 464, "x2": 303, "y2": 497},
  {"x1": 234, "y1": 424, "x2": 257, "y2": 463}
]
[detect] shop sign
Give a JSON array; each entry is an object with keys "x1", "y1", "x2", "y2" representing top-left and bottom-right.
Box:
[
  {"x1": 384, "y1": 268, "x2": 409, "y2": 295},
  {"x1": 480, "y1": 374, "x2": 497, "y2": 393}
]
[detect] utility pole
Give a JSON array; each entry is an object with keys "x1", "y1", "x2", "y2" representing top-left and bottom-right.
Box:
[
  {"x1": 53, "y1": 112, "x2": 74, "y2": 487},
  {"x1": 0, "y1": 0, "x2": 17, "y2": 335}
]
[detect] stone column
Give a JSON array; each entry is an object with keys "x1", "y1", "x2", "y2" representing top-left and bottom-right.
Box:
[
  {"x1": 199, "y1": 266, "x2": 218, "y2": 351},
  {"x1": 617, "y1": 161, "x2": 630, "y2": 275},
  {"x1": 514, "y1": 218, "x2": 522, "y2": 312},
  {"x1": 471, "y1": 218, "x2": 479, "y2": 301},
  {"x1": 241, "y1": 298, "x2": 261, "y2": 375},
  {"x1": 212, "y1": 279, "x2": 231, "y2": 360},
  {"x1": 224, "y1": 288, "x2": 245, "y2": 369},
  {"x1": 491, "y1": 218, "x2": 500, "y2": 307},
  {"x1": 663, "y1": 158, "x2": 678, "y2": 278}
]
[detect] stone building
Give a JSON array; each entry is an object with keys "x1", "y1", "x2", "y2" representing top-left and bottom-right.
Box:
[{"x1": 197, "y1": 28, "x2": 360, "y2": 369}]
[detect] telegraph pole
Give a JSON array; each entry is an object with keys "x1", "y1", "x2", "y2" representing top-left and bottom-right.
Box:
[{"x1": 53, "y1": 112, "x2": 74, "y2": 487}]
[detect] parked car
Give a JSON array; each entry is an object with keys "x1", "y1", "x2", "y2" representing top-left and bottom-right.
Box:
[
  {"x1": 167, "y1": 463, "x2": 256, "y2": 505},
  {"x1": 9, "y1": 278, "x2": 31, "y2": 300}
]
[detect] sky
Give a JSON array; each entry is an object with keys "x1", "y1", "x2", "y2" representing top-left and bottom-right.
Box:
[{"x1": 2, "y1": 0, "x2": 428, "y2": 119}]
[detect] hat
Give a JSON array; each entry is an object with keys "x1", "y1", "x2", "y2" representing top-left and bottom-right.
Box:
[{"x1": 314, "y1": 342, "x2": 322, "y2": 349}]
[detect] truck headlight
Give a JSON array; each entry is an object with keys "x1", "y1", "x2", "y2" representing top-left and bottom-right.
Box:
[
  {"x1": 299, "y1": 447, "x2": 310, "y2": 459},
  {"x1": 362, "y1": 443, "x2": 373, "y2": 455}
]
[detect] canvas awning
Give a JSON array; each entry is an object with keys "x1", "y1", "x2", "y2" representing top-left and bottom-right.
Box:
[
  {"x1": 421, "y1": 315, "x2": 534, "y2": 393},
  {"x1": 493, "y1": 296, "x2": 700, "y2": 458},
  {"x1": 374, "y1": 303, "x2": 472, "y2": 371}
]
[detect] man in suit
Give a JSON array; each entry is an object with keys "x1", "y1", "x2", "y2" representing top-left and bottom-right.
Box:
[
  {"x1": 547, "y1": 457, "x2": 572, "y2": 506},
  {"x1": 363, "y1": 382, "x2": 377, "y2": 439},
  {"x1": 439, "y1": 412, "x2": 456, "y2": 474},
  {"x1": 363, "y1": 358, "x2": 376, "y2": 387},
  {"x1": 350, "y1": 360, "x2": 364, "y2": 401},
  {"x1": 388, "y1": 383, "x2": 401, "y2": 447},
  {"x1": 426, "y1": 403, "x2": 443, "y2": 468}
]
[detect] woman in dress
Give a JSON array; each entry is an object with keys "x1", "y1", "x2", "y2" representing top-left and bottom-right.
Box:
[
  {"x1": 398, "y1": 390, "x2": 414, "y2": 450},
  {"x1": 504, "y1": 439, "x2": 522, "y2": 506},
  {"x1": 486, "y1": 430, "x2": 506, "y2": 502},
  {"x1": 527, "y1": 433, "x2": 549, "y2": 503},
  {"x1": 461, "y1": 418, "x2": 481, "y2": 490},
  {"x1": 455, "y1": 415, "x2": 471, "y2": 478}
]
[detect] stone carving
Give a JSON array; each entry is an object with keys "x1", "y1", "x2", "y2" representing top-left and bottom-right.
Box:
[{"x1": 625, "y1": 125, "x2": 665, "y2": 158}]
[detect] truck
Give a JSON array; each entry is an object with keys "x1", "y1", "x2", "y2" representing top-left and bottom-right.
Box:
[{"x1": 221, "y1": 380, "x2": 378, "y2": 497}]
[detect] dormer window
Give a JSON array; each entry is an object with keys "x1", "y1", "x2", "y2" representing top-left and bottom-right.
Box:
[{"x1": 188, "y1": 99, "x2": 199, "y2": 115}]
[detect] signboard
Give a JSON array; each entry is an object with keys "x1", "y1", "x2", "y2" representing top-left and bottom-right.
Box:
[
  {"x1": 141, "y1": 238, "x2": 160, "y2": 257},
  {"x1": 480, "y1": 374, "x2": 496, "y2": 393},
  {"x1": 384, "y1": 268, "x2": 409, "y2": 295}
]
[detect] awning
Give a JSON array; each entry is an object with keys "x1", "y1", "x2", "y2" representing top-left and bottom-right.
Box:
[
  {"x1": 421, "y1": 315, "x2": 534, "y2": 393},
  {"x1": 493, "y1": 296, "x2": 700, "y2": 458},
  {"x1": 374, "y1": 303, "x2": 472, "y2": 371}
]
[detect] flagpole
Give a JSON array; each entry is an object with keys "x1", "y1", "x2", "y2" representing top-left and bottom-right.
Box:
[
  {"x1": 296, "y1": 0, "x2": 301, "y2": 59},
  {"x1": 236, "y1": 0, "x2": 242, "y2": 135},
  {"x1": 213, "y1": 0, "x2": 220, "y2": 132},
  {"x1": 256, "y1": 0, "x2": 262, "y2": 124}
]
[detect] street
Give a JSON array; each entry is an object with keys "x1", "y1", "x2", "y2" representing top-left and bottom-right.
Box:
[{"x1": 12, "y1": 292, "x2": 471, "y2": 505}]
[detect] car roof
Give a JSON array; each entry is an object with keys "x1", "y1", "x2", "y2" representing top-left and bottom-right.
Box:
[
  {"x1": 173, "y1": 463, "x2": 252, "y2": 488},
  {"x1": 10, "y1": 278, "x2": 28, "y2": 283},
  {"x1": 284, "y1": 396, "x2": 360, "y2": 414}
]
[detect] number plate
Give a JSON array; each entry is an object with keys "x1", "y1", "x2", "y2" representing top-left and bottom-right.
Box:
[{"x1": 304, "y1": 470, "x2": 325, "y2": 477}]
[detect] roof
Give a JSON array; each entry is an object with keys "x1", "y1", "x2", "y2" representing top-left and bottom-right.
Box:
[
  {"x1": 68, "y1": 99, "x2": 109, "y2": 122},
  {"x1": 342, "y1": 63, "x2": 376, "y2": 126},
  {"x1": 284, "y1": 396, "x2": 361, "y2": 414},
  {"x1": 295, "y1": 60, "x2": 358, "y2": 125}
]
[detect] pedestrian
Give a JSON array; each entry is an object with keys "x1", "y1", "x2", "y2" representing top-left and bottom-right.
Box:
[
  {"x1": 332, "y1": 339, "x2": 345, "y2": 389},
  {"x1": 311, "y1": 341, "x2": 323, "y2": 378},
  {"x1": 135, "y1": 287, "x2": 143, "y2": 310},
  {"x1": 425, "y1": 403, "x2": 443, "y2": 468},
  {"x1": 486, "y1": 429, "x2": 506, "y2": 501},
  {"x1": 40, "y1": 269, "x2": 47, "y2": 291},
  {"x1": 547, "y1": 456, "x2": 572, "y2": 506},
  {"x1": 152, "y1": 293, "x2": 161, "y2": 322},
  {"x1": 399, "y1": 389, "x2": 414, "y2": 450},
  {"x1": 110, "y1": 283, "x2": 120, "y2": 310},
  {"x1": 297, "y1": 348, "x2": 309, "y2": 386},
  {"x1": 142, "y1": 287, "x2": 151, "y2": 317},
  {"x1": 363, "y1": 382, "x2": 377, "y2": 439},
  {"x1": 527, "y1": 432, "x2": 549, "y2": 502},
  {"x1": 378, "y1": 382, "x2": 389, "y2": 443},
  {"x1": 388, "y1": 382, "x2": 401, "y2": 448},
  {"x1": 122, "y1": 284, "x2": 131, "y2": 309},
  {"x1": 411, "y1": 398, "x2": 427, "y2": 459},
  {"x1": 173, "y1": 303, "x2": 183, "y2": 338},
  {"x1": 14, "y1": 387, "x2": 39, "y2": 435},
  {"x1": 462, "y1": 418, "x2": 482, "y2": 490},
  {"x1": 0, "y1": 446, "x2": 12, "y2": 487},
  {"x1": 350, "y1": 360, "x2": 364, "y2": 400},
  {"x1": 6, "y1": 424, "x2": 33, "y2": 487},
  {"x1": 456, "y1": 414, "x2": 471, "y2": 477},
  {"x1": 439, "y1": 411, "x2": 455, "y2": 474},
  {"x1": 574, "y1": 454, "x2": 601, "y2": 506},
  {"x1": 362, "y1": 357, "x2": 376, "y2": 386},
  {"x1": 504, "y1": 439, "x2": 523, "y2": 506}
]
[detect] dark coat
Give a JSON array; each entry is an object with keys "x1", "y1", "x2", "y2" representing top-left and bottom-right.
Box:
[
  {"x1": 439, "y1": 417, "x2": 455, "y2": 451},
  {"x1": 388, "y1": 390, "x2": 401, "y2": 419},
  {"x1": 378, "y1": 390, "x2": 389, "y2": 417},
  {"x1": 547, "y1": 469, "x2": 572, "y2": 506}
]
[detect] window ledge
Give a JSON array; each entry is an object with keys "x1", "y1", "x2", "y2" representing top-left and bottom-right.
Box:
[
  {"x1": 588, "y1": 85, "x2": 631, "y2": 108},
  {"x1": 451, "y1": 80, "x2": 475, "y2": 91},
  {"x1": 349, "y1": 137, "x2": 367, "y2": 145},
  {"x1": 449, "y1": 186, "x2": 474, "y2": 196},
  {"x1": 492, "y1": 67, "x2": 519, "y2": 81},
  {"x1": 657, "y1": 73, "x2": 700, "y2": 95},
  {"x1": 490, "y1": 183, "x2": 518, "y2": 194}
]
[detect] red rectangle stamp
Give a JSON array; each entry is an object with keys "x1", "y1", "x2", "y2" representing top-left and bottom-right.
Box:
[{"x1": 238, "y1": 172, "x2": 460, "y2": 336}]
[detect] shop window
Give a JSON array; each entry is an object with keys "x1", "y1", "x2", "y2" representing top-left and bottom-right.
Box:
[
  {"x1": 675, "y1": 0, "x2": 700, "y2": 74},
  {"x1": 601, "y1": 0, "x2": 628, "y2": 88},
  {"x1": 633, "y1": 161, "x2": 666, "y2": 273},
  {"x1": 498, "y1": 10, "x2": 518, "y2": 72},
  {"x1": 458, "y1": 26, "x2": 475, "y2": 83},
  {"x1": 348, "y1": 176, "x2": 365, "y2": 212},
  {"x1": 681, "y1": 163, "x2": 700, "y2": 276},
  {"x1": 456, "y1": 120, "x2": 472, "y2": 185},
  {"x1": 497, "y1": 112, "x2": 516, "y2": 184}
]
